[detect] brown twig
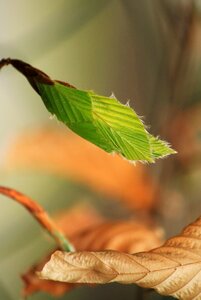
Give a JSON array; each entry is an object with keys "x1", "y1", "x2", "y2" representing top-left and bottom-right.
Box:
[
  {"x1": 0, "y1": 186, "x2": 74, "y2": 252},
  {"x1": 0, "y1": 58, "x2": 11, "y2": 69}
]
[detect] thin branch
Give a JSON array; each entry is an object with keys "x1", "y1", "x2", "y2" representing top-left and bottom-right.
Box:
[
  {"x1": 0, "y1": 58, "x2": 11, "y2": 69},
  {"x1": 0, "y1": 186, "x2": 75, "y2": 252}
]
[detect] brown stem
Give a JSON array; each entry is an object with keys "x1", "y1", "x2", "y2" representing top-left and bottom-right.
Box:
[
  {"x1": 0, "y1": 186, "x2": 74, "y2": 252},
  {"x1": 0, "y1": 58, "x2": 11, "y2": 69}
]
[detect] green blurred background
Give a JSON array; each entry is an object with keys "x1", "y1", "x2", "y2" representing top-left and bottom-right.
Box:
[{"x1": 0, "y1": 0, "x2": 200, "y2": 299}]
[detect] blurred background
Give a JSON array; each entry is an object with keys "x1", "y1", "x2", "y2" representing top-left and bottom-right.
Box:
[{"x1": 0, "y1": 0, "x2": 200, "y2": 299}]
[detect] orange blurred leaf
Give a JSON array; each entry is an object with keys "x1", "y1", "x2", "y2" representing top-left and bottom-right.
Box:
[
  {"x1": 6, "y1": 127, "x2": 159, "y2": 211},
  {"x1": 71, "y1": 220, "x2": 163, "y2": 253}
]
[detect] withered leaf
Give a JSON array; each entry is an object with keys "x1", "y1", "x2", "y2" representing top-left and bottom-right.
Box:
[
  {"x1": 23, "y1": 220, "x2": 163, "y2": 297},
  {"x1": 40, "y1": 216, "x2": 201, "y2": 299}
]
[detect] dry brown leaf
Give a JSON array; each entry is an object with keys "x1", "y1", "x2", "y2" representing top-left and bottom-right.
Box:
[
  {"x1": 6, "y1": 127, "x2": 158, "y2": 211},
  {"x1": 22, "y1": 265, "x2": 77, "y2": 297},
  {"x1": 40, "y1": 216, "x2": 201, "y2": 300},
  {"x1": 22, "y1": 220, "x2": 163, "y2": 297}
]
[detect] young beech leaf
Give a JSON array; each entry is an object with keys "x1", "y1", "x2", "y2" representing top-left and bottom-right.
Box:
[
  {"x1": 6, "y1": 59, "x2": 176, "y2": 163},
  {"x1": 40, "y1": 216, "x2": 201, "y2": 300}
]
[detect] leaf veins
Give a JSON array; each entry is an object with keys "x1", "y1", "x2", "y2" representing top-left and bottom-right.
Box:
[{"x1": 40, "y1": 216, "x2": 201, "y2": 300}]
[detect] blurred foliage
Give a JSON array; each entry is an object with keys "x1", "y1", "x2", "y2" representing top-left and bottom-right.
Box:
[{"x1": 0, "y1": 0, "x2": 200, "y2": 299}]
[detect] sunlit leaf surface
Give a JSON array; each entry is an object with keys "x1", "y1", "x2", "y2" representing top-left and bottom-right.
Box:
[
  {"x1": 40, "y1": 216, "x2": 201, "y2": 300},
  {"x1": 0, "y1": 59, "x2": 176, "y2": 163}
]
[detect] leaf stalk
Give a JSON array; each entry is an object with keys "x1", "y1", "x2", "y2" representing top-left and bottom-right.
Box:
[{"x1": 0, "y1": 186, "x2": 75, "y2": 252}]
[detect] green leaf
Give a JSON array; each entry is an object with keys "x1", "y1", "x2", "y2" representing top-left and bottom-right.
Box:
[
  {"x1": 1, "y1": 59, "x2": 176, "y2": 163},
  {"x1": 36, "y1": 81, "x2": 176, "y2": 163},
  {"x1": 149, "y1": 134, "x2": 176, "y2": 159}
]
